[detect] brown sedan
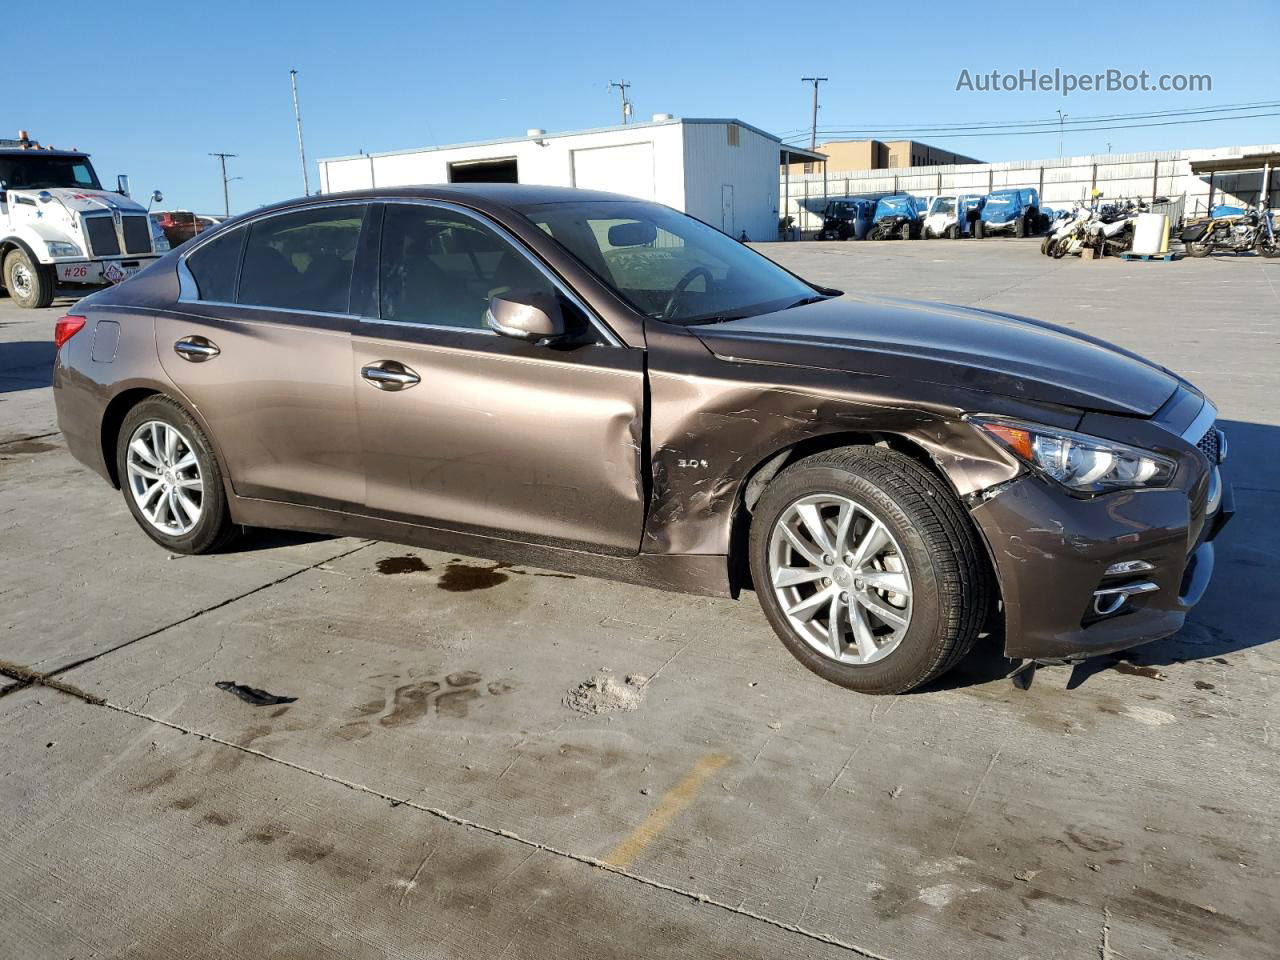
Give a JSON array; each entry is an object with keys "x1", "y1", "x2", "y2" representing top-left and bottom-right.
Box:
[{"x1": 52, "y1": 185, "x2": 1232, "y2": 693}]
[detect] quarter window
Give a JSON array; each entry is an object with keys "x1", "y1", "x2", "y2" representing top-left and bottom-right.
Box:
[
  {"x1": 379, "y1": 204, "x2": 556, "y2": 329},
  {"x1": 238, "y1": 205, "x2": 366, "y2": 313},
  {"x1": 185, "y1": 227, "x2": 244, "y2": 302}
]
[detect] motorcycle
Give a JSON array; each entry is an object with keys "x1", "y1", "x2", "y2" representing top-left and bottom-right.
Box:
[{"x1": 1181, "y1": 207, "x2": 1280, "y2": 258}]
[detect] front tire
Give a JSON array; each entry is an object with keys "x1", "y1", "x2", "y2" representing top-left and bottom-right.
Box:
[
  {"x1": 749, "y1": 447, "x2": 991, "y2": 694},
  {"x1": 1186, "y1": 241, "x2": 1213, "y2": 258},
  {"x1": 974, "y1": 221, "x2": 986, "y2": 239},
  {"x1": 3, "y1": 248, "x2": 54, "y2": 309},
  {"x1": 116, "y1": 396, "x2": 237, "y2": 554}
]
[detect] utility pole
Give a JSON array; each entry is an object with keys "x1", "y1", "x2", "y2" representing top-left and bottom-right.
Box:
[
  {"x1": 290, "y1": 69, "x2": 311, "y2": 196},
  {"x1": 801, "y1": 77, "x2": 828, "y2": 150},
  {"x1": 608, "y1": 80, "x2": 631, "y2": 124},
  {"x1": 209, "y1": 152, "x2": 238, "y2": 218},
  {"x1": 1056, "y1": 109, "x2": 1068, "y2": 158}
]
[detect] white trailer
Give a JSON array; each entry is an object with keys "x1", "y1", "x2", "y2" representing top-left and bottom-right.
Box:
[{"x1": 319, "y1": 116, "x2": 790, "y2": 243}]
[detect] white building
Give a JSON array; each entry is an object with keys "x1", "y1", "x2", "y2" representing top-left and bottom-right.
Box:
[{"x1": 318, "y1": 116, "x2": 824, "y2": 243}]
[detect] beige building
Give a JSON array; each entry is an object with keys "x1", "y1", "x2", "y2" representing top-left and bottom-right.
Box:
[{"x1": 789, "y1": 139, "x2": 982, "y2": 175}]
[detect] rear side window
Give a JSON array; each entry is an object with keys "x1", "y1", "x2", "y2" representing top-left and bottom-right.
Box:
[
  {"x1": 238, "y1": 205, "x2": 366, "y2": 314},
  {"x1": 185, "y1": 227, "x2": 245, "y2": 302}
]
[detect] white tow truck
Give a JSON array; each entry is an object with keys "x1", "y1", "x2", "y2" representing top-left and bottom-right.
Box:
[{"x1": 0, "y1": 130, "x2": 168, "y2": 308}]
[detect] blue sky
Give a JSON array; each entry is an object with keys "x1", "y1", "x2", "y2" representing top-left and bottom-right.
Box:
[{"x1": 19, "y1": 0, "x2": 1278, "y2": 214}]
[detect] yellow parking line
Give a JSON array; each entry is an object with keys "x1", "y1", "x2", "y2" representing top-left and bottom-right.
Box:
[{"x1": 603, "y1": 752, "x2": 731, "y2": 869}]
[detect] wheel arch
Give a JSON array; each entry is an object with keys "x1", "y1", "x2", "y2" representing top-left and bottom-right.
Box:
[
  {"x1": 100, "y1": 387, "x2": 230, "y2": 492},
  {"x1": 727, "y1": 430, "x2": 999, "y2": 602},
  {"x1": 1, "y1": 235, "x2": 44, "y2": 274}
]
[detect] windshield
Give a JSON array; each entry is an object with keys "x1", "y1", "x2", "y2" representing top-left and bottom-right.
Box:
[
  {"x1": 930, "y1": 198, "x2": 956, "y2": 215},
  {"x1": 517, "y1": 200, "x2": 817, "y2": 323},
  {"x1": 0, "y1": 154, "x2": 101, "y2": 191}
]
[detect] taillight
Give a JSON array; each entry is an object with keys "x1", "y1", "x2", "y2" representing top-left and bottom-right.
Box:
[{"x1": 54, "y1": 315, "x2": 87, "y2": 350}]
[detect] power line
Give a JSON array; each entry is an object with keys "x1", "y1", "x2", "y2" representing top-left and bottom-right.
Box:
[
  {"x1": 785, "y1": 110, "x2": 1280, "y2": 143},
  {"x1": 608, "y1": 80, "x2": 632, "y2": 125},
  {"x1": 776, "y1": 99, "x2": 1280, "y2": 139},
  {"x1": 800, "y1": 77, "x2": 827, "y2": 150},
  {"x1": 208, "y1": 152, "x2": 239, "y2": 218}
]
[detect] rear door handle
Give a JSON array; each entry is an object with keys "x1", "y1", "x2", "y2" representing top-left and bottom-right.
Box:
[
  {"x1": 174, "y1": 336, "x2": 220, "y2": 362},
  {"x1": 361, "y1": 360, "x2": 420, "y2": 391}
]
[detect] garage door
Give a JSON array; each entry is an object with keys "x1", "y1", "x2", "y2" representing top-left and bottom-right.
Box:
[{"x1": 571, "y1": 142, "x2": 655, "y2": 201}]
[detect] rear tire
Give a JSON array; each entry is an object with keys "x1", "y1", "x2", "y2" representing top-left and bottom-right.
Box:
[
  {"x1": 3, "y1": 248, "x2": 54, "y2": 309},
  {"x1": 947, "y1": 224, "x2": 959, "y2": 240},
  {"x1": 974, "y1": 221, "x2": 986, "y2": 239},
  {"x1": 749, "y1": 447, "x2": 991, "y2": 694},
  {"x1": 116, "y1": 396, "x2": 237, "y2": 555}
]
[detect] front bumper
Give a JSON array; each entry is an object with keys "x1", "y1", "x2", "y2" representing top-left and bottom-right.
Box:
[
  {"x1": 48, "y1": 257, "x2": 159, "y2": 286},
  {"x1": 972, "y1": 469, "x2": 1234, "y2": 661}
]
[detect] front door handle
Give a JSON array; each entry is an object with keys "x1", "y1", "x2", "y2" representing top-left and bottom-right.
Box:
[
  {"x1": 174, "y1": 336, "x2": 220, "y2": 362},
  {"x1": 361, "y1": 360, "x2": 420, "y2": 391}
]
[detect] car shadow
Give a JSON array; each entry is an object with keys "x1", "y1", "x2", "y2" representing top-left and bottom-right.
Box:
[
  {"x1": 928, "y1": 418, "x2": 1278, "y2": 692},
  {"x1": 229, "y1": 528, "x2": 336, "y2": 553},
  {"x1": 0, "y1": 341, "x2": 55, "y2": 394}
]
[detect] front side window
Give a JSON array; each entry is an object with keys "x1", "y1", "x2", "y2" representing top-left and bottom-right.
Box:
[
  {"x1": 519, "y1": 200, "x2": 815, "y2": 323},
  {"x1": 238, "y1": 205, "x2": 365, "y2": 313},
  {"x1": 379, "y1": 204, "x2": 556, "y2": 329},
  {"x1": 185, "y1": 226, "x2": 245, "y2": 302}
]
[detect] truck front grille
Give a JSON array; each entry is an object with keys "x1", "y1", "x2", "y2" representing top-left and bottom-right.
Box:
[
  {"x1": 122, "y1": 215, "x2": 152, "y2": 255},
  {"x1": 84, "y1": 216, "x2": 120, "y2": 256}
]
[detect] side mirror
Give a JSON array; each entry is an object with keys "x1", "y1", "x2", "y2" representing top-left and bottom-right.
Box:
[
  {"x1": 37, "y1": 190, "x2": 54, "y2": 204},
  {"x1": 152, "y1": 190, "x2": 164, "y2": 204},
  {"x1": 117, "y1": 174, "x2": 131, "y2": 197},
  {"x1": 485, "y1": 290, "x2": 569, "y2": 343}
]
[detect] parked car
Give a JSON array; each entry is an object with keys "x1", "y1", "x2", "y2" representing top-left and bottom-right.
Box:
[
  {"x1": 151, "y1": 210, "x2": 213, "y2": 249},
  {"x1": 52, "y1": 185, "x2": 1233, "y2": 695},
  {"x1": 976, "y1": 188, "x2": 1048, "y2": 238},
  {"x1": 816, "y1": 197, "x2": 876, "y2": 241},
  {"x1": 868, "y1": 194, "x2": 922, "y2": 240},
  {"x1": 922, "y1": 194, "x2": 986, "y2": 239}
]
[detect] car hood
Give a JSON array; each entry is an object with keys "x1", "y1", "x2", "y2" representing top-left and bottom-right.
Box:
[
  {"x1": 693, "y1": 294, "x2": 1180, "y2": 416},
  {"x1": 6, "y1": 187, "x2": 147, "y2": 215}
]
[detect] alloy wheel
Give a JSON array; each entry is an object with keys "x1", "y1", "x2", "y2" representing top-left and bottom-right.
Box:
[
  {"x1": 10, "y1": 262, "x2": 33, "y2": 300},
  {"x1": 126, "y1": 420, "x2": 204, "y2": 536},
  {"x1": 767, "y1": 494, "x2": 913, "y2": 665}
]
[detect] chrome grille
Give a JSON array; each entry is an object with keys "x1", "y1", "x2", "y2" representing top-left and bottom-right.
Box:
[
  {"x1": 84, "y1": 215, "x2": 120, "y2": 256},
  {"x1": 1196, "y1": 426, "x2": 1220, "y2": 464},
  {"x1": 122, "y1": 215, "x2": 152, "y2": 255}
]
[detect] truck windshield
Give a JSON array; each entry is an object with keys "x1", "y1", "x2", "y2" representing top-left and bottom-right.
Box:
[
  {"x1": 517, "y1": 199, "x2": 818, "y2": 324},
  {"x1": 0, "y1": 154, "x2": 101, "y2": 190},
  {"x1": 931, "y1": 198, "x2": 956, "y2": 215}
]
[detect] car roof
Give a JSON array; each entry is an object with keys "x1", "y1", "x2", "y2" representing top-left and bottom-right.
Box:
[{"x1": 245, "y1": 183, "x2": 646, "y2": 221}]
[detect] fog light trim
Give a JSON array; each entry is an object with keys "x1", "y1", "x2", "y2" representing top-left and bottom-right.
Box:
[{"x1": 1092, "y1": 580, "x2": 1159, "y2": 616}]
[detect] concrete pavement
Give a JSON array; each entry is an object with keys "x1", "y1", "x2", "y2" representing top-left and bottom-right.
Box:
[{"x1": 1, "y1": 240, "x2": 1277, "y2": 959}]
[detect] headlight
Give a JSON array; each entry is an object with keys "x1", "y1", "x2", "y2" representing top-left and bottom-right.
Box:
[
  {"x1": 971, "y1": 416, "x2": 1177, "y2": 494},
  {"x1": 46, "y1": 241, "x2": 81, "y2": 258},
  {"x1": 153, "y1": 236, "x2": 171, "y2": 252}
]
